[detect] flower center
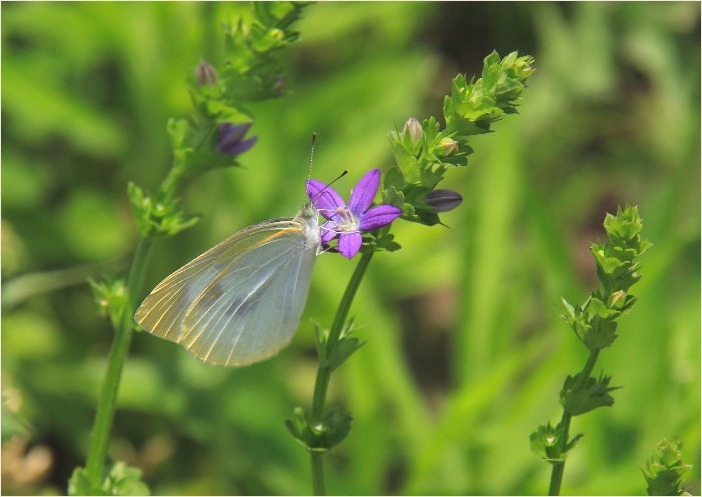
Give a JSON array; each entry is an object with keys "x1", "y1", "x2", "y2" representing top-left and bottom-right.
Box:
[{"x1": 334, "y1": 206, "x2": 360, "y2": 233}]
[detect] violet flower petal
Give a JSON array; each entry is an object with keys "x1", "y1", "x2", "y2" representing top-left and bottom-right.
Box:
[
  {"x1": 338, "y1": 232, "x2": 362, "y2": 259},
  {"x1": 306, "y1": 180, "x2": 346, "y2": 219},
  {"x1": 348, "y1": 168, "x2": 381, "y2": 215},
  {"x1": 218, "y1": 135, "x2": 257, "y2": 156},
  {"x1": 220, "y1": 122, "x2": 251, "y2": 142},
  {"x1": 216, "y1": 122, "x2": 257, "y2": 156},
  {"x1": 358, "y1": 205, "x2": 402, "y2": 231},
  {"x1": 320, "y1": 221, "x2": 338, "y2": 244}
]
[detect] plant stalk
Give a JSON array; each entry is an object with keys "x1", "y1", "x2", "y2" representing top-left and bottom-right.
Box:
[
  {"x1": 548, "y1": 349, "x2": 600, "y2": 496},
  {"x1": 309, "y1": 251, "x2": 374, "y2": 495},
  {"x1": 310, "y1": 452, "x2": 325, "y2": 496},
  {"x1": 84, "y1": 237, "x2": 153, "y2": 486}
]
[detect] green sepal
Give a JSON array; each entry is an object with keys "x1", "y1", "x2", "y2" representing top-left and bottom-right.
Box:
[
  {"x1": 69, "y1": 467, "x2": 107, "y2": 496},
  {"x1": 561, "y1": 296, "x2": 621, "y2": 350},
  {"x1": 285, "y1": 407, "x2": 353, "y2": 452},
  {"x1": 68, "y1": 463, "x2": 150, "y2": 496},
  {"x1": 560, "y1": 372, "x2": 620, "y2": 416},
  {"x1": 582, "y1": 316, "x2": 618, "y2": 350},
  {"x1": 529, "y1": 421, "x2": 583, "y2": 464},
  {"x1": 529, "y1": 422, "x2": 564, "y2": 463},
  {"x1": 89, "y1": 277, "x2": 128, "y2": 329}
]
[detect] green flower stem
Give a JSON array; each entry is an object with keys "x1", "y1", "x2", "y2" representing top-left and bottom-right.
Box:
[
  {"x1": 159, "y1": 167, "x2": 186, "y2": 203},
  {"x1": 311, "y1": 251, "x2": 373, "y2": 417},
  {"x1": 548, "y1": 349, "x2": 600, "y2": 496},
  {"x1": 310, "y1": 451, "x2": 325, "y2": 496},
  {"x1": 84, "y1": 237, "x2": 153, "y2": 487},
  {"x1": 309, "y1": 251, "x2": 374, "y2": 495}
]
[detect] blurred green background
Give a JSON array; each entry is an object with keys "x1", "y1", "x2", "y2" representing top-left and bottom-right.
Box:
[{"x1": 2, "y1": 2, "x2": 699, "y2": 495}]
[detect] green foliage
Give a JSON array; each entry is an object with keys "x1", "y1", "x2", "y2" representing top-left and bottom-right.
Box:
[
  {"x1": 127, "y1": 182, "x2": 201, "y2": 239},
  {"x1": 136, "y1": 2, "x2": 312, "y2": 235},
  {"x1": 529, "y1": 421, "x2": 583, "y2": 463},
  {"x1": 443, "y1": 51, "x2": 535, "y2": 135},
  {"x1": 384, "y1": 51, "x2": 535, "y2": 226},
  {"x1": 532, "y1": 205, "x2": 652, "y2": 493},
  {"x1": 641, "y1": 438, "x2": 693, "y2": 496},
  {"x1": 315, "y1": 320, "x2": 365, "y2": 373},
  {"x1": 89, "y1": 277, "x2": 128, "y2": 330},
  {"x1": 2, "y1": 2, "x2": 699, "y2": 495},
  {"x1": 286, "y1": 407, "x2": 353, "y2": 453},
  {"x1": 562, "y1": 205, "x2": 652, "y2": 351},
  {"x1": 69, "y1": 463, "x2": 150, "y2": 496},
  {"x1": 560, "y1": 372, "x2": 620, "y2": 416},
  {"x1": 36, "y1": 3, "x2": 313, "y2": 494}
]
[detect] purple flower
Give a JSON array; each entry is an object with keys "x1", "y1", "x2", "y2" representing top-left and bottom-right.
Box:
[
  {"x1": 216, "y1": 122, "x2": 258, "y2": 156},
  {"x1": 306, "y1": 168, "x2": 402, "y2": 259}
]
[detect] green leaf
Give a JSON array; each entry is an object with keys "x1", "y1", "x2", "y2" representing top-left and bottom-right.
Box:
[{"x1": 326, "y1": 320, "x2": 365, "y2": 371}]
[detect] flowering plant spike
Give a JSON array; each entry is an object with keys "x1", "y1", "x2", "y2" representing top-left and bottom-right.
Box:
[
  {"x1": 76, "y1": 3, "x2": 311, "y2": 494},
  {"x1": 532, "y1": 204, "x2": 651, "y2": 496}
]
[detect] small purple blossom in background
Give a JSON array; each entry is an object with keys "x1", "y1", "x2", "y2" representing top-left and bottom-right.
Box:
[
  {"x1": 216, "y1": 122, "x2": 258, "y2": 156},
  {"x1": 307, "y1": 169, "x2": 402, "y2": 259}
]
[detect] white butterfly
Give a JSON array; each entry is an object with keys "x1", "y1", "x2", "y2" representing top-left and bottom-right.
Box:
[{"x1": 134, "y1": 203, "x2": 320, "y2": 367}]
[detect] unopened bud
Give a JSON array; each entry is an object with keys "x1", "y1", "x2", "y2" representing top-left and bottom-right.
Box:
[
  {"x1": 424, "y1": 189, "x2": 463, "y2": 213},
  {"x1": 437, "y1": 137, "x2": 459, "y2": 156},
  {"x1": 610, "y1": 290, "x2": 627, "y2": 309},
  {"x1": 402, "y1": 117, "x2": 423, "y2": 146},
  {"x1": 195, "y1": 60, "x2": 218, "y2": 87},
  {"x1": 514, "y1": 56, "x2": 536, "y2": 80},
  {"x1": 216, "y1": 122, "x2": 257, "y2": 157},
  {"x1": 269, "y1": 28, "x2": 285, "y2": 42}
]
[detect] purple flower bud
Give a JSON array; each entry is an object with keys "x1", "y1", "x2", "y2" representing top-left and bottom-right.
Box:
[
  {"x1": 437, "y1": 137, "x2": 459, "y2": 156},
  {"x1": 402, "y1": 117, "x2": 423, "y2": 146},
  {"x1": 195, "y1": 60, "x2": 218, "y2": 87},
  {"x1": 216, "y1": 122, "x2": 258, "y2": 157},
  {"x1": 424, "y1": 189, "x2": 463, "y2": 213}
]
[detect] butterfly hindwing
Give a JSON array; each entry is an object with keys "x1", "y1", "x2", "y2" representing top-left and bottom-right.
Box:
[{"x1": 182, "y1": 228, "x2": 315, "y2": 365}]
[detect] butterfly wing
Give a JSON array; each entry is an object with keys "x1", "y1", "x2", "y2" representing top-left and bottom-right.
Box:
[{"x1": 135, "y1": 215, "x2": 318, "y2": 366}]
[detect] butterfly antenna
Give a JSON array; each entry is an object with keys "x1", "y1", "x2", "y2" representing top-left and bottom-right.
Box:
[
  {"x1": 305, "y1": 132, "x2": 348, "y2": 206},
  {"x1": 307, "y1": 132, "x2": 317, "y2": 182}
]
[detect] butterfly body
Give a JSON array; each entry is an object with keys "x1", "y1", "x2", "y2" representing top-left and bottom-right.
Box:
[{"x1": 135, "y1": 203, "x2": 320, "y2": 366}]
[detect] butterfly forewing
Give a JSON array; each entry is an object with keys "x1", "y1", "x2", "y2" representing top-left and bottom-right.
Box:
[{"x1": 135, "y1": 215, "x2": 318, "y2": 366}]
